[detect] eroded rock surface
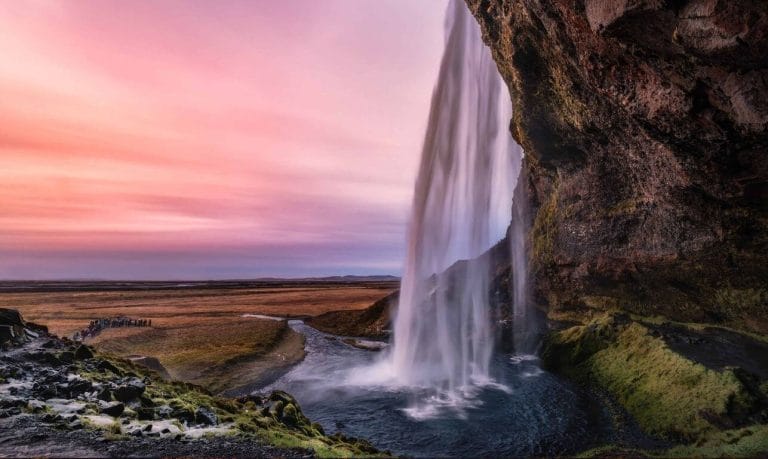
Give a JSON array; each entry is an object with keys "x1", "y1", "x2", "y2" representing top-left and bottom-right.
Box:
[{"x1": 466, "y1": 0, "x2": 768, "y2": 332}]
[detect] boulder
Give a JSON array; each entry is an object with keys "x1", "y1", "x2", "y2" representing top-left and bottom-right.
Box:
[
  {"x1": 58, "y1": 351, "x2": 75, "y2": 364},
  {"x1": 170, "y1": 406, "x2": 195, "y2": 424},
  {"x1": 74, "y1": 345, "x2": 94, "y2": 360},
  {"x1": 0, "y1": 309, "x2": 24, "y2": 327},
  {"x1": 96, "y1": 388, "x2": 112, "y2": 401},
  {"x1": 136, "y1": 407, "x2": 155, "y2": 421},
  {"x1": 67, "y1": 378, "x2": 94, "y2": 397},
  {"x1": 194, "y1": 406, "x2": 218, "y2": 426},
  {"x1": 99, "y1": 401, "x2": 125, "y2": 417},
  {"x1": 156, "y1": 405, "x2": 173, "y2": 419},
  {"x1": 0, "y1": 325, "x2": 15, "y2": 346},
  {"x1": 68, "y1": 419, "x2": 83, "y2": 430},
  {"x1": 113, "y1": 378, "x2": 145, "y2": 402}
]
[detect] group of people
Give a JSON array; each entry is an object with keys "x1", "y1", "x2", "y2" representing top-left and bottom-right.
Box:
[{"x1": 73, "y1": 316, "x2": 152, "y2": 341}]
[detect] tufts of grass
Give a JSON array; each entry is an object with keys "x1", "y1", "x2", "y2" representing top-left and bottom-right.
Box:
[{"x1": 531, "y1": 181, "x2": 559, "y2": 268}]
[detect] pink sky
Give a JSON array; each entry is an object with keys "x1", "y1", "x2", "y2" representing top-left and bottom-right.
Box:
[{"x1": 0, "y1": 0, "x2": 448, "y2": 279}]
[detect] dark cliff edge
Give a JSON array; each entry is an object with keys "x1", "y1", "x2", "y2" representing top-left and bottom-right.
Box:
[{"x1": 466, "y1": 0, "x2": 768, "y2": 455}]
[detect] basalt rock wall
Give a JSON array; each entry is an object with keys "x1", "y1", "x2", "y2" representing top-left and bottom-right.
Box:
[{"x1": 466, "y1": 0, "x2": 768, "y2": 332}]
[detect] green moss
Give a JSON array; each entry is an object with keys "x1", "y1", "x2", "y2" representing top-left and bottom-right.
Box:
[
  {"x1": 71, "y1": 348, "x2": 385, "y2": 456},
  {"x1": 663, "y1": 425, "x2": 768, "y2": 457},
  {"x1": 542, "y1": 314, "x2": 763, "y2": 441},
  {"x1": 574, "y1": 444, "x2": 647, "y2": 458},
  {"x1": 532, "y1": 182, "x2": 559, "y2": 268},
  {"x1": 261, "y1": 430, "x2": 385, "y2": 458}
]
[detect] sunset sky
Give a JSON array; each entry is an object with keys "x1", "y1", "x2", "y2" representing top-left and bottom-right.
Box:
[{"x1": 0, "y1": 0, "x2": 448, "y2": 279}]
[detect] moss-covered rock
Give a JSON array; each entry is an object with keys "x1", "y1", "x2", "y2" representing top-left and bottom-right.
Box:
[{"x1": 542, "y1": 313, "x2": 767, "y2": 448}]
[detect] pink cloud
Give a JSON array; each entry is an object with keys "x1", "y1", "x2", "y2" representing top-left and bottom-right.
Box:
[{"x1": 0, "y1": 0, "x2": 448, "y2": 278}]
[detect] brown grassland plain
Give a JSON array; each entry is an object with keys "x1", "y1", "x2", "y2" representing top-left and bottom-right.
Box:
[{"x1": 1, "y1": 283, "x2": 396, "y2": 394}]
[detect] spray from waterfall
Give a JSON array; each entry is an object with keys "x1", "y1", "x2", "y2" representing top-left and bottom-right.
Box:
[{"x1": 389, "y1": 0, "x2": 526, "y2": 398}]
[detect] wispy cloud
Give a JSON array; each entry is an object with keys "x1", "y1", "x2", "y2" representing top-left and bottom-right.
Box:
[{"x1": 0, "y1": 0, "x2": 448, "y2": 279}]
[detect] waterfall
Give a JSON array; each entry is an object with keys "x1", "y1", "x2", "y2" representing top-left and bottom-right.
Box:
[{"x1": 390, "y1": 0, "x2": 525, "y2": 396}]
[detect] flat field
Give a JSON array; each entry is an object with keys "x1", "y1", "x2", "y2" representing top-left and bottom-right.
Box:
[{"x1": 0, "y1": 281, "x2": 396, "y2": 394}]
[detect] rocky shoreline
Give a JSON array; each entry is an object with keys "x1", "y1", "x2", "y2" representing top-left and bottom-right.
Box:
[{"x1": 0, "y1": 308, "x2": 383, "y2": 458}]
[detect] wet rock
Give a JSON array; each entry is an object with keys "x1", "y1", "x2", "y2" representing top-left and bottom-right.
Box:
[
  {"x1": 99, "y1": 401, "x2": 125, "y2": 417},
  {"x1": 156, "y1": 405, "x2": 173, "y2": 419},
  {"x1": 113, "y1": 378, "x2": 145, "y2": 402},
  {"x1": 27, "y1": 352, "x2": 62, "y2": 368},
  {"x1": 0, "y1": 308, "x2": 25, "y2": 327},
  {"x1": 41, "y1": 413, "x2": 62, "y2": 423},
  {"x1": 136, "y1": 407, "x2": 156, "y2": 421},
  {"x1": 0, "y1": 398, "x2": 26, "y2": 409},
  {"x1": 74, "y1": 345, "x2": 94, "y2": 361},
  {"x1": 0, "y1": 325, "x2": 14, "y2": 346},
  {"x1": 96, "y1": 387, "x2": 113, "y2": 401},
  {"x1": 0, "y1": 407, "x2": 21, "y2": 418},
  {"x1": 58, "y1": 351, "x2": 75, "y2": 365},
  {"x1": 68, "y1": 419, "x2": 83, "y2": 430},
  {"x1": 194, "y1": 406, "x2": 218, "y2": 426},
  {"x1": 32, "y1": 382, "x2": 57, "y2": 399},
  {"x1": 138, "y1": 395, "x2": 155, "y2": 408},
  {"x1": 170, "y1": 407, "x2": 195, "y2": 424},
  {"x1": 68, "y1": 378, "x2": 94, "y2": 397}
]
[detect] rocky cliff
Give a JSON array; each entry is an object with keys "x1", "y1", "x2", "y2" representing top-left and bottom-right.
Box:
[{"x1": 466, "y1": 0, "x2": 768, "y2": 333}]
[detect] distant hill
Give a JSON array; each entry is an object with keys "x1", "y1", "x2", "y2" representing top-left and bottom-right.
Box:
[{"x1": 0, "y1": 276, "x2": 400, "y2": 293}]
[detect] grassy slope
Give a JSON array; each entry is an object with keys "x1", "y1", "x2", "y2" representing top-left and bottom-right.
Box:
[{"x1": 541, "y1": 312, "x2": 768, "y2": 456}]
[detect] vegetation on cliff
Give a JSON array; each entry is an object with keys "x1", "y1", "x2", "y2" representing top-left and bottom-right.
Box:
[{"x1": 542, "y1": 311, "x2": 768, "y2": 456}]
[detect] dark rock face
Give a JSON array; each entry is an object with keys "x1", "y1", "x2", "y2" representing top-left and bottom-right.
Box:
[
  {"x1": 74, "y1": 345, "x2": 94, "y2": 361},
  {"x1": 195, "y1": 406, "x2": 218, "y2": 426},
  {"x1": 99, "y1": 401, "x2": 125, "y2": 417},
  {"x1": 112, "y1": 377, "x2": 146, "y2": 402},
  {"x1": 466, "y1": 0, "x2": 768, "y2": 331}
]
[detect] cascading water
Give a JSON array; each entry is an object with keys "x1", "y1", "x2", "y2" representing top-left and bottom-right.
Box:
[
  {"x1": 390, "y1": 0, "x2": 524, "y2": 397},
  {"x1": 261, "y1": 5, "x2": 604, "y2": 453}
]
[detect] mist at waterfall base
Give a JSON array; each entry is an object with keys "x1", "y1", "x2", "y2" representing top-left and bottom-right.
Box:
[{"x1": 260, "y1": 1, "x2": 599, "y2": 456}]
